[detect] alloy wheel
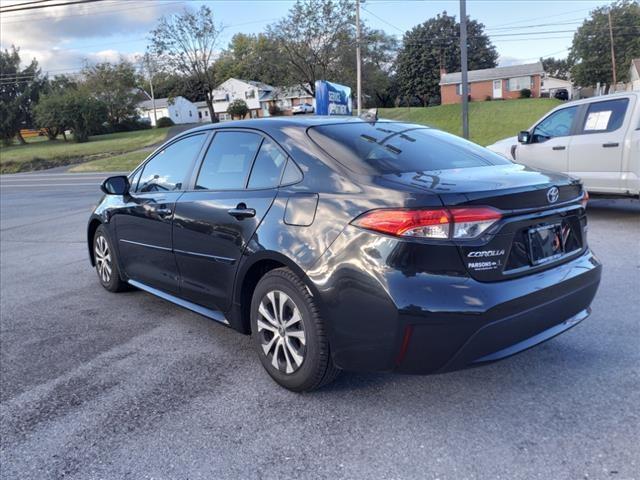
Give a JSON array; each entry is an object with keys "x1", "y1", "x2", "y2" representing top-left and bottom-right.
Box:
[
  {"x1": 94, "y1": 235, "x2": 112, "y2": 284},
  {"x1": 257, "y1": 290, "x2": 306, "y2": 374}
]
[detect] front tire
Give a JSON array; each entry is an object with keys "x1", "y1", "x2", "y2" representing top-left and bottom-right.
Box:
[
  {"x1": 93, "y1": 225, "x2": 128, "y2": 292},
  {"x1": 250, "y1": 268, "x2": 340, "y2": 392}
]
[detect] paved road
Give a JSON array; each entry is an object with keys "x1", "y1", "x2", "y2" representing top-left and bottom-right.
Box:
[{"x1": 1, "y1": 172, "x2": 639, "y2": 480}]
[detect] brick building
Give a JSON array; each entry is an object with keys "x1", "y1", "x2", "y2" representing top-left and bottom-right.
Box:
[{"x1": 439, "y1": 62, "x2": 545, "y2": 104}]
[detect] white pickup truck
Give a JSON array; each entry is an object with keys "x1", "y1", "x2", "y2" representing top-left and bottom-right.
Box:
[{"x1": 487, "y1": 92, "x2": 640, "y2": 198}]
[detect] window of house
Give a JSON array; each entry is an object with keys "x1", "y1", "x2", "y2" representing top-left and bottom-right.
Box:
[
  {"x1": 205, "y1": 110, "x2": 209, "y2": 116},
  {"x1": 580, "y1": 98, "x2": 629, "y2": 133},
  {"x1": 195, "y1": 131, "x2": 262, "y2": 190},
  {"x1": 508, "y1": 76, "x2": 532, "y2": 91},
  {"x1": 189, "y1": 111, "x2": 192, "y2": 117},
  {"x1": 245, "y1": 90, "x2": 256, "y2": 99},
  {"x1": 456, "y1": 84, "x2": 471, "y2": 95},
  {"x1": 198, "y1": 111, "x2": 202, "y2": 119},
  {"x1": 137, "y1": 134, "x2": 207, "y2": 193}
]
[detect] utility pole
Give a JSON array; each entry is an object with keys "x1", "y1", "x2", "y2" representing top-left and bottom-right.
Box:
[
  {"x1": 356, "y1": 0, "x2": 362, "y2": 116},
  {"x1": 608, "y1": 9, "x2": 617, "y2": 91},
  {"x1": 460, "y1": 0, "x2": 469, "y2": 139}
]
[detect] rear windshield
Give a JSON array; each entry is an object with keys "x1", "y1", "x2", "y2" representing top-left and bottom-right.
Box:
[{"x1": 307, "y1": 123, "x2": 511, "y2": 174}]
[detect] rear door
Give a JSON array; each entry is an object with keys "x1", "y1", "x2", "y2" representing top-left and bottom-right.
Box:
[
  {"x1": 516, "y1": 105, "x2": 579, "y2": 172},
  {"x1": 568, "y1": 97, "x2": 631, "y2": 194},
  {"x1": 115, "y1": 133, "x2": 208, "y2": 293},
  {"x1": 172, "y1": 130, "x2": 288, "y2": 311}
]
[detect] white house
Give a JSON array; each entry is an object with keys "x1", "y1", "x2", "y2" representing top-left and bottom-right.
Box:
[
  {"x1": 137, "y1": 96, "x2": 198, "y2": 126},
  {"x1": 193, "y1": 79, "x2": 315, "y2": 122},
  {"x1": 629, "y1": 59, "x2": 640, "y2": 91},
  {"x1": 540, "y1": 76, "x2": 574, "y2": 99}
]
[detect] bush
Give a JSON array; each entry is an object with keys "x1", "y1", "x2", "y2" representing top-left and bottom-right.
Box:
[
  {"x1": 427, "y1": 96, "x2": 441, "y2": 107},
  {"x1": 156, "y1": 116, "x2": 174, "y2": 128},
  {"x1": 520, "y1": 88, "x2": 532, "y2": 98},
  {"x1": 268, "y1": 104, "x2": 284, "y2": 116},
  {"x1": 36, "y1": 91, "x2": 106, "y2": 143},
  {"x1": 485, "y1": 95, "x2": 492, "y2": 101},
  {"x1": 228, "y1": 99, "x2": 249, "y2": 120}
]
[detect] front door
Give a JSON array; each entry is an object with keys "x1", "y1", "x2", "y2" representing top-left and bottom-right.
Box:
[
  {"x1": 173, "y1": 130, "x2": 288, "y2": 312},
  {"x1": 516, "y1": 105, "x2": 579, "y2": 173},
  {"x1": 568, "y1": 97, "x2": 631, "y2": 194},
  {"x1": 115, "y1": 133, "x2": 208, "y2": 293},
  {"x1": 492, "y1": 79, "x2": 502, "y2": 99}
]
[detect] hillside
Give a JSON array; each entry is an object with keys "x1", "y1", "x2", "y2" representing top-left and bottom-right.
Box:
[{"x1": 378, "y1": 98, "x2": 562, "y2": 146}]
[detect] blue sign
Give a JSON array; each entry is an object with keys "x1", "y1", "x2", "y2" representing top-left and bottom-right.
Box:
[{"x1": 314, "y1": 80, "x2": 352, "y2": 116}]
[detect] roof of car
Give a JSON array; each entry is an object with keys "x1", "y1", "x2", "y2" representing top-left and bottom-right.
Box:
[{"x1": 176, "y1": 115, "x2": 402, "y2": 136}]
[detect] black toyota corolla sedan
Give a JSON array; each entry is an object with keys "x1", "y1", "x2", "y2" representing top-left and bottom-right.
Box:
[{"x1": 88, "y1": 117, "x2": 601, "y2": 391}]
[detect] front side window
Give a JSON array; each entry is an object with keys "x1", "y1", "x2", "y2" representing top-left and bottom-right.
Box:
[
  {"x1": 456, "y1": 84, "x2": 470, "y2": 96},
  {"x1": 247, "y1": 138, "x2": 287, "y2": 189},
  {"x1": 195, "y1": 131, "x2": 262, "y2": 190},
  {"x1": 580, "y1": 98, "x2": 629, "y2": 134},
  {"x1": 137, "y1": 134, "x2": 206, "y2": 193},
  {"x1": 532, "y1": 106, "x2": 578, "y2": 143},
  {"x1": 508, "y1": 76, "x2": 532, "y2": 91}
]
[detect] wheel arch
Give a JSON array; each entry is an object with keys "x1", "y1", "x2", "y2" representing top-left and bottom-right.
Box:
[
  {"x1": 231, "y1": 251, "x2": 318, "y2": 335},
  {"x1": 87, "y1": 216, "x2": 103, "y2": 266}
]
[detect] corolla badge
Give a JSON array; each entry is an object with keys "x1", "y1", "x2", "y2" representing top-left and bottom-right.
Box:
[{"x1": 547, "y1": 186, "x2": 560, "y2": 204}]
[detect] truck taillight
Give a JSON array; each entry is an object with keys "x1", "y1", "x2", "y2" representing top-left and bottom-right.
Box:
[{"x1": 351, "y1": 207, "x2": 502, "y2": 240}]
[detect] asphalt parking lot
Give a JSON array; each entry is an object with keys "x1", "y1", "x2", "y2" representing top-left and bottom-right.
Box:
[{"x1": 1, "y1": 172, "x2": 639, "y2": 480}]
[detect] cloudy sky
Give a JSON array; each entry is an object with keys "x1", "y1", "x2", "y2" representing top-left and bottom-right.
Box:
[{"x1": 0, "y1": 0, "x2": 611, "y2": 75}]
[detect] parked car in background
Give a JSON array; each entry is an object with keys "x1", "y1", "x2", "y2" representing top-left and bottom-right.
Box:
[
  {"x1": 88, "y1": 117, "x2": 601, "y2": 391},
  {"x1": 554, "y1": 89, "x2": 569, "y2": 101},
  {"x1": 487, "y1": 92, "x2": 640, "y2": 198},
  {"x1": 291, "y1": 102, "x2": 314, "y2": 114}
]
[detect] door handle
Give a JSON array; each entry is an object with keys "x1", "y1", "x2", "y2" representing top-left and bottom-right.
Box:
[
  {"x1": 228, "y1": 203, "x2": 256, "y2": 219},
  {"x1": 602, "y1": 142, "x2": 619, "y2": 148},
  {"x1": 552, "y1": 146, "x2": 566, "y2": 151},
  {"x1": 156, "y1": 207, "x2": 172, "y2": 216}
]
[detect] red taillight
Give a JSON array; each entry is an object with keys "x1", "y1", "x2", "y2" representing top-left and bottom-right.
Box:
[
  {"x1": 581, "y1": 190, "x2": 589, "y2": 209},
  {"x1": 351, "y1": 206, "x2": 502, "y2": 240}
]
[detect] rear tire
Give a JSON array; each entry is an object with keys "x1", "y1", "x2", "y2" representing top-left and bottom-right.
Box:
[
  {"x1": 250, "y1": 268, "x2": 340, "y2": 392},
  {"x1": 93, "y1": 225, "x2": 128, "y2": 292}
]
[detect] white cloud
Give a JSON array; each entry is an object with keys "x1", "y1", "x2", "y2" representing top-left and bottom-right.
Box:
[{"x1": 0, "y1": 0, "x2": 184, "y2": 72}]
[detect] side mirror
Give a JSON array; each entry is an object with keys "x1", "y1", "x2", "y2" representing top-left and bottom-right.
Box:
[
  {"x1": 517, "y1": 130, "x2": 531, "y2": 144},
  {"x1": 100, "y1": 175, "x2": 130, "y2": 195}
]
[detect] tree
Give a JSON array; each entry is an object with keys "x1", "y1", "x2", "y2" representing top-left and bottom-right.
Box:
[
  {"x1": 569, "y1": 0, "x2": 640, "y2": 87},
  {"x1": 149, "y1": 6, "x2": 223, "y2": 121},
  {"x1": 215, "y1": 33, "x2": 290, "y2": 87},
  {"x1": 227, "y1": 99, "x2": 249, "y2": 119},
  {"x1": 0, "y1": 46, "x2": 47, "y2": 145},
  {"x1": 34, "y1": 94, "x2": 68, "y2": 140},
  {"x1": 541, "y1": 57, "x2": 573, "y2": 81},
  {"x1": 395, "y1": 12, "x2": 498, "y2": 106},
  {"x1": 268, "y1": 0, "x2": 355, "y2": 96},
  {"x1": 82, "y1": 60, "x2": 140, "y2": 126},
  {"x1": 41, "y1": 91, "x2": 106, "y2": 143}
]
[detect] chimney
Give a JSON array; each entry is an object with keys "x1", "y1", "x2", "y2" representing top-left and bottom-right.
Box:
[{"x1": 440, "y1": 66, "x2": 447, "y2": 78}]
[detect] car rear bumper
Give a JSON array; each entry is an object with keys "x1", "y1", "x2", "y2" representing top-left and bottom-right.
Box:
[{"x1": 311, "y1": 234, "x2": 602, "y2": 374}]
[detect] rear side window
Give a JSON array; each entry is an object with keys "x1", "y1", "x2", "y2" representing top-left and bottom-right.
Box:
[
  {"x1": 580, "y1": 98, "x2": 629, "y2": 133},
  {"x1": 137, "y1": 134, "x2": 206, "y2": 193},
  {"x1": 308, "y1": 123, "x2": 511, "y2": 175},
  {"x1": 196, "y1": 131, "x2": 262, "y2": 190},
  {"x1": 247, "y1": 139, "x2": 287, "y2": 189}
]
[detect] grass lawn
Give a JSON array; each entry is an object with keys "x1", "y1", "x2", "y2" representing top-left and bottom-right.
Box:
[
  {"x1": 379, "y1": 98, "x2": 561, "y2": 146},
  {"x1": 0, "y1": 129, "x2": 168, "y2": 174},
  {"x1": 68, "y1": 149, "x2": 152, "y2": 173}
]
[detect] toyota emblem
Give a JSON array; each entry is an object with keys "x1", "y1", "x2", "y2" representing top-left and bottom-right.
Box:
[{"x1": 547, "y1": 186, "x2": 560, "y2": 204}]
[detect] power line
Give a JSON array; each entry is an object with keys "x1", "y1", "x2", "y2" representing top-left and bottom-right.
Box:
[
  {"x1": 0, "y1": 0, "x2": 53, "y2": 10},
  {"x1": 0, "y1": 0, "x2": 107, "y2": 13},
  {"x1": 0, "y1": 0, "x2": 180, "y2": 22}
]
